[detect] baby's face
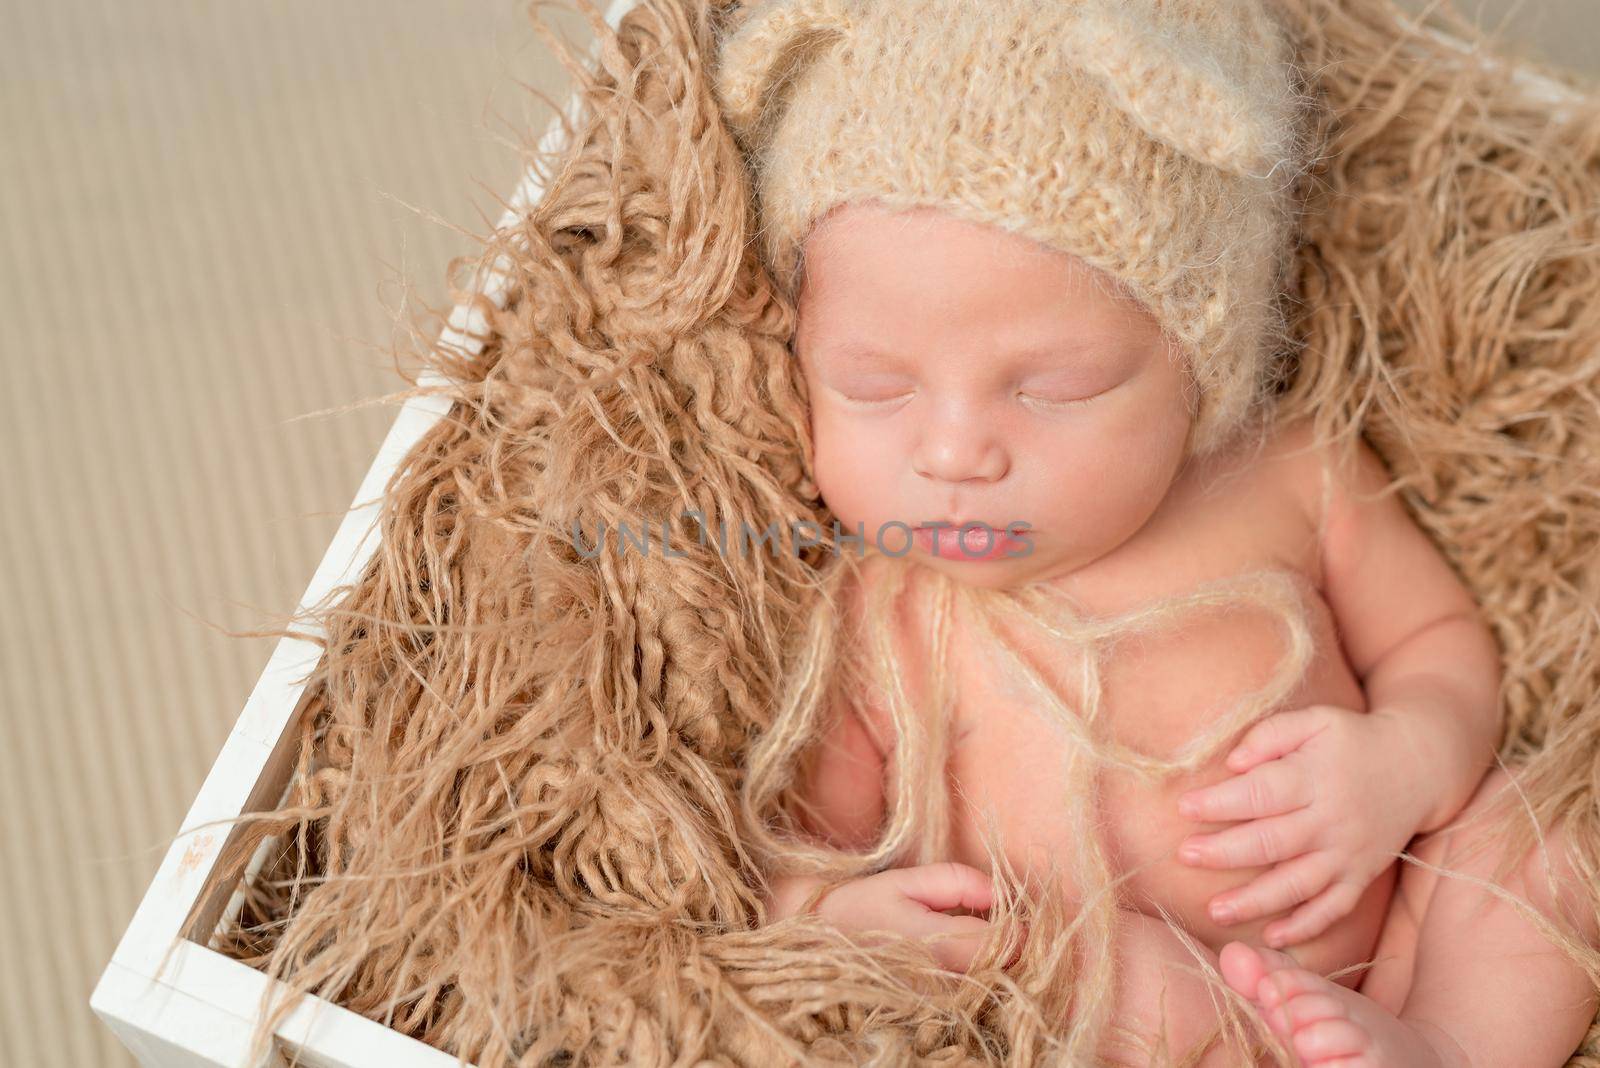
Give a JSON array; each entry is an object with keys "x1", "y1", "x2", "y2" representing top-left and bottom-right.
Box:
[{"x1": 794, "y1": 202, "x2": 1195, "y2": 589}]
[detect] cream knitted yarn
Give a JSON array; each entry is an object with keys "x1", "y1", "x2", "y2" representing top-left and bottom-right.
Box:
[{"x1": 713, "y1": 0, "x2": 1314, "y2": 460}]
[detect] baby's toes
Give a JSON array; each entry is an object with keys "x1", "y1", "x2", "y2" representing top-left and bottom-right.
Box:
[
  {"x1": 1219, "y1": 942, "x2": 1269, "y2": 1003},
  {"x1": 1260, "y1": 967, "x2": 1375, "y2": 1064},
  {"x1": 1289, "y1": 1016, "x2": 1371, "y2": 1063},
  {"x1": 1257, "y1": 964, "x2": 1327, "y2": 1009},
  {"x1": 1219, "y1": 941, "x2": 1302, "y2": 1006},
  {"x1": 1267, "y1": 990, "x2": 1348, "y2": 1036}
]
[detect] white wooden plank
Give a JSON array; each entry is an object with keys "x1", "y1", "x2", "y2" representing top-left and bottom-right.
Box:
[
  {"x1": 93, "y1": 958, "x2": 276, "y2": 1068},
  {"x1": 93, "y1": 948, "x2": 464, "y2": 1068},
  {"x1": 1416, "y1": 22, "x2": 1585, "y2": 117}
]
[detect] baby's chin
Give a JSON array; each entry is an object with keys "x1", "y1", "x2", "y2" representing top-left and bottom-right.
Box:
[
  {"x1": 903, "y1": 548, "x2": 1068, "y2": 591},
  {"x1": 900, "y1": 532, "x2": 1133, "y2": 591}
]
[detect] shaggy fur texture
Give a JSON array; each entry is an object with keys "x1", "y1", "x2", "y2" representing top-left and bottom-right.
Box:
[{"x1": 200, "y1": 0, "x2": 1600, "y2": 1063}]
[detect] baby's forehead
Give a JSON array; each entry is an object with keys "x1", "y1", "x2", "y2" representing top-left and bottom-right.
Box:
[
  {"x1": 796, "y1": 254, "x2": 1153, "y2": 345},
  {"x1": 801, "y1": 211, "x2": 1140, "y2": 310}
]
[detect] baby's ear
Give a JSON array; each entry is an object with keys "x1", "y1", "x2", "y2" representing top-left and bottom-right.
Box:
[
  {"x1": 1060, "y1": 0, "x2": 1304, "y2": 179},
  {"x1": 713, "y1": 0, "x2": 854, "y2": 152}
]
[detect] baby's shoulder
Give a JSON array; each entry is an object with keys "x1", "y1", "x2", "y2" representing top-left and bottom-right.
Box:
[
  {"x1": 1179, "y1": 415, "x2": 1327, "y2": 533},
  {"x1": 1247, "y1": 415, "x2": 1342, "y2": 536},
  {"x1": 1177, "y1": 415, "x2": 1344, "y2": 592},
  {"x1": 1255, "y1": 415, "x2": 1401, "y2": 537}
]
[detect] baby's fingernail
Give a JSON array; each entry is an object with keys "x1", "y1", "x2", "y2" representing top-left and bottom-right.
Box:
[
  {"x1": 1211, "y1": 901, "x2": 1235, "y2": 923},
  {"x1": 1178, "y1": 798, "x2": 1198, "y2": 817},
  {"x1": 1264, "y1": 928, "x2": 1283, "y2": 947},
  {"x1": 1179, "y1": 843, "x2": 1202, "y2": 863}
]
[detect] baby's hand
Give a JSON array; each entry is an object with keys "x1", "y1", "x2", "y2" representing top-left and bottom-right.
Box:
[
  {"x1": 1174, "y1": 704, "x2": 1430, "y2": 948},
  {"x1": 767, "y1": 862, "x2": 1011, "y2": 972}
]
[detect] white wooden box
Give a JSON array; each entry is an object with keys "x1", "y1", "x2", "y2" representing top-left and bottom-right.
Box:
[{"x1": 89, "y1": 12, "x2": 1582, "y2": 1066}]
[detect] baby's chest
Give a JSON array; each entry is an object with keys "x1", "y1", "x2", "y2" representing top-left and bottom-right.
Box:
[
  {"x1": 945, "y1": 574, "x2": 1362, "y2": 862},
  {"x1": 934, "y1": 555, "x2": 1374, "y2": 962}
]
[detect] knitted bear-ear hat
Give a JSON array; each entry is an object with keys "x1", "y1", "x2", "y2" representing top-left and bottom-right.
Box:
[{"x1": 712, "y1": 0, "x2": 1313, "y2": 460}]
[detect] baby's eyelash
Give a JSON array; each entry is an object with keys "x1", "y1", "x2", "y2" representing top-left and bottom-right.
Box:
[
  {"x1": 827, "y1": 386, "x2": 1109, "y2": 409},
  {"x1": 1017, "y1": 390, "x2": 1100, "y2": 409},
  {"x1": 833, "y1": 387, "x2": 914, "y2": 407}
]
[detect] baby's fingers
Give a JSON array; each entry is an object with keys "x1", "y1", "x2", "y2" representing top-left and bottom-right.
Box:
[
  {"x1": 1261, "y1": 879, "x2": 1365, "y2": 949},
  {"x1": 1178, "y1": 759, "x2": 1311, "y2": 823},
  {"x1": 1204, "y1": 850, "x2": 1334, "y2": 928},
  {"x1": 1179, "y1": 809, "x2": 1316, "y2": 869},
  {"x1": 889, "y1": 862, "x2": 994, "y2": 915},
  {"x1": 909, "y1": 913, "x2": 993, "y2": 973}
]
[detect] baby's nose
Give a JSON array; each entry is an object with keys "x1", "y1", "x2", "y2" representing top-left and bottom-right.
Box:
[{"x1": 912, "y1": 424, "x2": 1009, "y2": 484}]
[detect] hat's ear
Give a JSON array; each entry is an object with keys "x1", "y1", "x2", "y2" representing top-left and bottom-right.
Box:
[
  {"x1": 1061, "y1": 0, "x2": 1302, "y2": 178},
  {"x1": 713, "y1": 0, "x2": 854, "y2": 150}
]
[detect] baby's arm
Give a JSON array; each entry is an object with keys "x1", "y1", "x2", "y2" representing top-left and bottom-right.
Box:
[
  {"x1": 760, "y1": 693, "x2": 1005, "y2": 971},
  {"x1": 1177, "y1": 432, "x2": 1505, "y2": 945},
  {"x1": 1318, "y1": 435, "x2": 1502, "y2": 833},
  {"x1": 790, "y1": 691, "x2": 890, "y2": 852},
  {"x1": 760, "y1": 690, "x2": 888, "y2": 918}
]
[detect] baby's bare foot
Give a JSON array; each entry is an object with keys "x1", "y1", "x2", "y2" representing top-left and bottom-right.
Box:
[{"x1": 1219, "y1": 941, "x2": 1469, "y2": 1068}]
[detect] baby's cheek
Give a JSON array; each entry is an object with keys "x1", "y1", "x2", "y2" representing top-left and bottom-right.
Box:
[
  {"x1": 806, "y1": 413, "x2": 840, "y2": 490},
  {"x1": 812, "y1": 418, "x2": 891, "y2": 522}
]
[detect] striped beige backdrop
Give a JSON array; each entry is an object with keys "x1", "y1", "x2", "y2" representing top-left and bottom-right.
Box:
[{"x1": 0, "y1": 1, "x2": 1591, "y2": 1066}]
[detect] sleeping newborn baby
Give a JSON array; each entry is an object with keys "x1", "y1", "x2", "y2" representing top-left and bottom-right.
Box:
[
  {"x1": 712, "y1": 0, "x2": 1598, "y2": 1062},
  {"x1": 761, "y1": 201, "x2": 1599, "y2": 1068}
]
